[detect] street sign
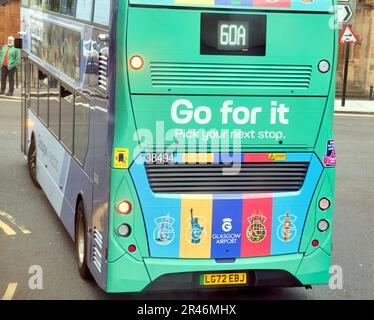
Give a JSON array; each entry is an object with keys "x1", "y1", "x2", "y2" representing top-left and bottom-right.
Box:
[
  {"x1": 339, "y1": 25, "x2": 360, "y2": 44},
  {"x1": 339, "y1": 23, "x2": 360, "y2": 107},
  {"x1": 338, "y1": 0, "x2": 356, "y2": 28},
  {"x1": 338, "y1": 5, "x2": 353, "y2": 24}
]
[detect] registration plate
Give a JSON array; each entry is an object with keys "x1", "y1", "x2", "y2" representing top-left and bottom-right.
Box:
[{"x1": 201, "y1": 273, "x2": 247, "y2": 286}]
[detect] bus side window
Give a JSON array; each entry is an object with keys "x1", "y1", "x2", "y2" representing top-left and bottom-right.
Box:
[
  {"x1": 93, "y1": 0, "x2": 110, "y2": 26},
  {"x1": 38, "y1": 70, "x2": 49, "y2": 126},
  {"x1": 29, "y1": 64, "x2": 38, "y2": 114},
  {"x1": 49, "y1": 76, "x2": 60, "y2": 138},
  {"x1": 74, "y1": 96, "x2": 90, "y2": 165},
  {"x1": 60, "y1": 86, "x2": 74, "y2": 152},
  {"x1": 76, "y1": 0, "x2": 93, "y2": 22},
  {"x1": 61, "y1": 0, "x2": 76, "y2": 17}
]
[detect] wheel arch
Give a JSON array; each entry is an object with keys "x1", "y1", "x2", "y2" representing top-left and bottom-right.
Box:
[
  {"x1": 28, "y1": 131, "x2": 36, "y2": 150},
  {"x1": 74, "y1": 193, "x2": 85, "y2": 228}
]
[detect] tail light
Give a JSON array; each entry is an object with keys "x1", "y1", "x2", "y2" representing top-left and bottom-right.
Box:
[
  {"x1": 116, "y1": 200, "x2": 132, "y2": 215},
  {"x1": 129, "y1": 55, "x2": 144, "y2": 70}
]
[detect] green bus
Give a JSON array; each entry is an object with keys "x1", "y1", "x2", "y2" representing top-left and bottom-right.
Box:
[{"x1": 20, "y1": 0, "x2": 337, "y2": 292}]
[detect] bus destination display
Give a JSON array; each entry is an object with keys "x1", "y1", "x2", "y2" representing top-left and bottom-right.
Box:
[
  {"x1": 217, "y1": 21, "x2": 249, "y2": 51},
  {"x1": 201, "y1": 13, "x2": 266, "y2": 56}
]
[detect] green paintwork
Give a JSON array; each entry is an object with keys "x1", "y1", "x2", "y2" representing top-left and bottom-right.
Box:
[
  {"x1": 127, "y1": 8, "x2": 334, "y2": 97},
  {"x1": 105, "y1": 1, "x2": 337, "y2": 292},
  {"x1": 131, "y1": 95, "x2": 327, "y2": 148}
]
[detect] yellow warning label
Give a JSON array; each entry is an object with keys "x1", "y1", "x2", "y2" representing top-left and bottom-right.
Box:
[
  {"x1": 114, "y1": 148, "x2": 129, "y2": 169},
  {"x1": 268, "y1": 153, "x2": 286, "y2": 161}
]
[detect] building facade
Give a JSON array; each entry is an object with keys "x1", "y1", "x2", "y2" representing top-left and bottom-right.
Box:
[
  {"x1": 337, "y1": 0, "x2": 373, "y2": 98},
  {"x1": 0, "y1": 0, "x2": 20, "y2": 46}
]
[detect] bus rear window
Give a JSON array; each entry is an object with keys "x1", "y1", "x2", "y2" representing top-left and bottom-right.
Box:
[{"x1": 201, "y1": 13, "x2": 266, "y2": 56}]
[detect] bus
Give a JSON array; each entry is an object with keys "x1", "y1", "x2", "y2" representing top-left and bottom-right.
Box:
[{"x1": 19, "y1": 0, "x2": 337, "y2": 293}]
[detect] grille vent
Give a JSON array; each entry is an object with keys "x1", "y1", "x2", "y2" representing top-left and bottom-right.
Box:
[
  {"x1": 98, "y1": 52, "x2": 108, "y2": 94},
  {"x1": 145, "y1": 162, "x2": 309, "y2": 194},
  {"x1": 150, "y1": 62, "x2": 312, "y2": 90},
  {"x1": 92, "y1": 227, "x2": 103, "y2": 273}
]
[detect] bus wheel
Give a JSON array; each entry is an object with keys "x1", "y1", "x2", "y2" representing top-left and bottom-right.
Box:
[
  {"x1": 75, "y1": 200, "x2": 92, "y2": 280},
  {"x1": 27, "y1": 136, "x2": 40, "y2": 188}
]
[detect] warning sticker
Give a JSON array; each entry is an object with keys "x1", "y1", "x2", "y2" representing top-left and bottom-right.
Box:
[
  {"x1": 323, "y1": 140, "x2": 336, "y2": 167},
  {"x1": 114, "y1": 148, "x2": 129, "y2": 169},
  {"x1": 268, "y1": 153, "x2": 287, "y2": 161}
]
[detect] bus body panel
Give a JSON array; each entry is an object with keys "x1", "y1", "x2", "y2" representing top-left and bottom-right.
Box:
[
  {"x1": 21, "y1": 5, "x2": 113, "y2": 291},
  {"x1": 106, "y1": 249, "x2": 331, "y2": 292},
  {"x1": 130, "y1": 95, "x2": 327, "y2": 148},
  {"x1": 127, "y1": 153, "x2": 323, "y2": 259},
  {"x1": 127, "y1": 8, "x2": 334, "y2": 97},
  {"x1": 106, "y1": 2, "x2": 337, "y2": 291},
  {"x1": 106, "y1": 149, "x2": 334, "y2": 292}
]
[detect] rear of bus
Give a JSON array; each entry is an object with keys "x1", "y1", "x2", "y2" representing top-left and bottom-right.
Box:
[{"x1": 106, "y1": 0, "x2": 337, "y2": 292}]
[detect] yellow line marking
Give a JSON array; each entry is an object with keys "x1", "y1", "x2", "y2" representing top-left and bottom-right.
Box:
[
  {"x1": 0, "y1": 220, "x2": 17, "y2": 236},
  {"x1": 1, "y1": 283, "x2": 18, "y2": 300},
  {"x1": 0, "y1": 210, "x2": 31, "y2": 234}
]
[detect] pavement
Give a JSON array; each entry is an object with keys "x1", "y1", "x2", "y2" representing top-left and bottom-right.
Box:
[
  {"x1": 335, "y1": 99, "x2": 374, "y2": 114},
  {"x1": 0, "y1": 92, "x2": 374, "y2": 300}
]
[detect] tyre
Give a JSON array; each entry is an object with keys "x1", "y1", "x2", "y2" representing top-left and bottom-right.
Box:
[
  {"x1": 75, "y1": 200, "x2": 92, "y2": 280},
  {"x1": 27, "y1": 136, "x2": 40, "y2": 188}
]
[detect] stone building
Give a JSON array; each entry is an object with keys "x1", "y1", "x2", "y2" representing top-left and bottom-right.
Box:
[
  {"x1": 336, "y1": 0, "x2": 374, "y2": 99},
  {"x1": 0, "y1": 0, "x2": 20, "y2": 45}
]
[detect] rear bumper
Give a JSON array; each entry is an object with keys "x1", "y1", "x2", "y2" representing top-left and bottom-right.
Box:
[{"x1": 106, "y1": 248, "x2": 331, "y2": 293}]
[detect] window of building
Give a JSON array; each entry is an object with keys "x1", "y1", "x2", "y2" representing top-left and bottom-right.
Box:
[
  {"x1": 49, "y1": 0, "x2": 61, "y2": 12},
  {"x1": 61, "y1": 0, "x2": 76, "y2": 16},
  {"x1": 48, "y1": 76, "x2": 60, "y2": 137},
  {"x1": 60, "y1": 86, "x2": 74, "y2": 152},
  {"x1": 38, "y1": 71, "x2": 49, "y2": 125},
  {"x1": 29, "y1": 64, "x2": 38, "y2": 114},
  {"x1": 40, "y1": 0, "x2": 49, "y2": 10},
  {"x1": 93, "y1": 0, "x2": 110, "y2": 26},
  {"x1": 29, "y1": 0, "x2": 39, "y2": 8},
  {"x1": 74, "y1": 95, "x2": 90, "y2": 164},
  {"x1": 21, "y1": 0, "x2": 30, "y2": 6},
  {"x1": 76, "y1": 0, "x2": 93, "y2": 21}
]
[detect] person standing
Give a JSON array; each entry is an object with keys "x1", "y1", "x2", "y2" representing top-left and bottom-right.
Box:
[{"x1": 0, "y1": 36, "x2": 21, "y2": 97}]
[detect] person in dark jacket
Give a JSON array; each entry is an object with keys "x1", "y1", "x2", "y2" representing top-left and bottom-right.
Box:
[{"x1": 0, "y1": 36, "x2": 21, "y2": 96}]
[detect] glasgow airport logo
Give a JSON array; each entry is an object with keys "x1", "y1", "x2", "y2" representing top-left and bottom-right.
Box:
[{"x1": 221, "y1": 218, "x2": 233, "y2": 232}]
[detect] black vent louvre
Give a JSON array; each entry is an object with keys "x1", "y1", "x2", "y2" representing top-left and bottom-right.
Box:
[
  {"x1": 98, "y1": 52, "x2": 108, "y2": 93},
  {"x1": 145, "y1": 162, "x2": 309, "y2": 194}
]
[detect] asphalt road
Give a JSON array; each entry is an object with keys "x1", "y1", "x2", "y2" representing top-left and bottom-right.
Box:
[{"x1": 0, "y1": 97, "x2": 373, "y2": 300}]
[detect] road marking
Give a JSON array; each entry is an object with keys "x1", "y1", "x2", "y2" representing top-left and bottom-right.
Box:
[
  {"x1": 0, "y1": 220, "x2": 17, "y2": 236},
  {"x1": 0, "y1": 210, "x2": 31, "y2": 234},
  {"x1": 1, "y1": 283, "x2": 18, "y2": 300}
]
